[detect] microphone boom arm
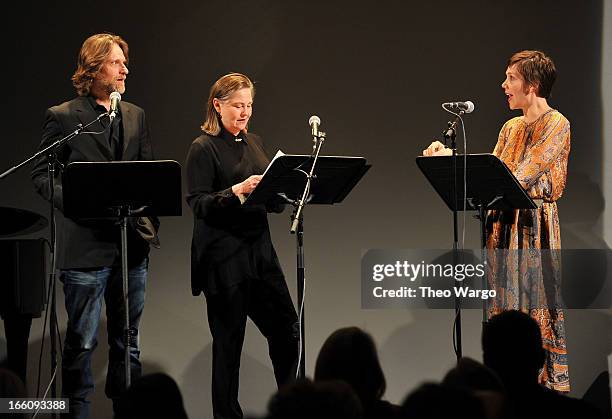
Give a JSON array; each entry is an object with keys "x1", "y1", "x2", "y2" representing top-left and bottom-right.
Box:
[{"x1": 0, "y1": 112, "x2": 109, "y2": 180}]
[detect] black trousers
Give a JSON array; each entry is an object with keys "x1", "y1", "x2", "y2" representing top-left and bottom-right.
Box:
[{"x1": 206, "y1": 277, "x2": 299, "y2": 419}]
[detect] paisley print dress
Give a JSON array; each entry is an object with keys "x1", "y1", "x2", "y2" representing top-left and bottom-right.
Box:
[{"x1": 486, "y1": 109, "x2": 571, "y2": 392}]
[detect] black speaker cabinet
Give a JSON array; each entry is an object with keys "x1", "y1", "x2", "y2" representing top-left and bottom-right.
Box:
[{"x1": 0, "y1": 239, "x2": 46, "y2": 317}]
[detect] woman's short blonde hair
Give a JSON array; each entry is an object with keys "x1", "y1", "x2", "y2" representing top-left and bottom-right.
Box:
[{"x1": 201, "y1": 73, "x2": 255, "y2": 136}]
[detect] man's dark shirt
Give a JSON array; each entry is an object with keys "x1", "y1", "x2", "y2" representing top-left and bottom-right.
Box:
[{"x1": 87, "y1": 95, "x2": 123, "y2": 160}]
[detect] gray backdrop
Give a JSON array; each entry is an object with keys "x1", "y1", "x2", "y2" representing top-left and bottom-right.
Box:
[{"x1": 3, "y1": 0, "x2": 611, "y2": 417}]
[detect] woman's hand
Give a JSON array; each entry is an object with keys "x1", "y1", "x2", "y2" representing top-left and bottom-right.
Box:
[
  {"x1": 423, "y1": 140, "x2": 452, "y2": 156},
  {"x1": 232, "y1": 175, "x2": 262, "y2": 196}
]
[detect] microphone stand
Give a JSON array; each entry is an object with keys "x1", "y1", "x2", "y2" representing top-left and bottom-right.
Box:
[
  {"x1": 442, "y1": 111, "x2": 464, "y2": 361},
  {"x1": 0, "y1": 112, "x2": 109, "y2": 411},
  {"x1": 290, "y1": 128, "x2": 326, "y2": 379}
]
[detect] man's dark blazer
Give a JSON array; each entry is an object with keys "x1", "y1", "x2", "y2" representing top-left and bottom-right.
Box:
[{"x1": 31, "y1": 96, "x2": 154, "y2": 269}]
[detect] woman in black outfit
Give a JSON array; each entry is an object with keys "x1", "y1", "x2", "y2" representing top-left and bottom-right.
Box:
[{"x1": 185, "y1": 73, "x2": 298, "y2": 419}]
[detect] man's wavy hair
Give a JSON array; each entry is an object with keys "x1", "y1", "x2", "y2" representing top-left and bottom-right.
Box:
[
  {"x1": 201, "y1": 73, "x2": 255, "y2": 136},
  {"x1": 508, "y1": 50, "x2": 556, "y2": 99},
  {"x1": 71, "y1": 33, "x2": 129, "y2": 96}
]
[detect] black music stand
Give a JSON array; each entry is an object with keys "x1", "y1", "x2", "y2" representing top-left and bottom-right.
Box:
[
  {"x1": 62, "y1": 160, "x2": 182, "y2": 388},
  {"x1": 246, "y1": 154, "x2": 370, "y2": 378},
  {"x1": 247, "y1": 155, "x2": 370, "y2": 206},
  {"x1": 416, "y1": 153, "x2": 536, "y2": 356}
]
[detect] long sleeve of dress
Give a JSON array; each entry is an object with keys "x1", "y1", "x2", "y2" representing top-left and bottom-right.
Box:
[
  {"x1": 514, "y1": 114, "x2": 570, "y2": 189},
  {"x1": 185, "y1": 141, "x2": 240, "y2": 219}
]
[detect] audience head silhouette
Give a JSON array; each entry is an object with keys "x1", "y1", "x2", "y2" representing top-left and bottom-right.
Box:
[
  {"x1": 314, "y1": 327, "x2": 386, "y2": 403},
  {"x1": 442, "y1": 356, "x2": 504, "y2": 393},
  {"x1": 481, "y1": 311, "x2": 602, "y2": 419},
  {"x1": 482, "y1": 310, "x2": 545, "y2": 385},
  {"x1": 266, "y1": 378, "x2": 362, "y2": 419},
  {"x1": 115, "y1": 372, "x2": 188, "y2": 419},
  {"x1": 399, "y1": 382, "x2": 485, "y2": 419}
]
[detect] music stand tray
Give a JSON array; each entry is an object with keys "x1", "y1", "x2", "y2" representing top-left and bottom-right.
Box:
[
  {"x1": 62, "y1": 160, "x2": 182, "y2": 219},
  {"x1": 416, "y1": 153, "x2": 536, "y2": 212},
  {"x1": 245, "y1": 154, "x2": 370, "y2": 206}
]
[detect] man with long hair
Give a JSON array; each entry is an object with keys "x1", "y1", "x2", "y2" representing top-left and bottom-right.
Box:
[{"x1": 31, "y1": 33, "x2": 157, "y2": 419}]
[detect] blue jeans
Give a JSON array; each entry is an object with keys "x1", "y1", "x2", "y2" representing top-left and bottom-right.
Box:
[{"x1": 60, "y1": 258, "x2": 148, "y2": 419}]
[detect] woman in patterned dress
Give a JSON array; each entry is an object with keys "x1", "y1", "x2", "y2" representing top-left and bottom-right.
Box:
[{"x1": 423, "y1": 50, "x2": 571, "y2": 392}]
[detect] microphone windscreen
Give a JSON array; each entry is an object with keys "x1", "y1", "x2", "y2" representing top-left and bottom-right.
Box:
[
  {"x1": 308, "y1": 115, "x2": 321, "y2": 126},
  {"x1": 110, "y1": 91, "x2": 122, "y2": 104}
]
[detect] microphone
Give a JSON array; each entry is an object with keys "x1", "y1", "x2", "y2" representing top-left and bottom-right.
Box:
[
  {"x1": 109, "y1": 91, "x2": 122, "y2": 121},
  {"x1": 308, "y1": 115, "x2": 321, "y2": 137},
  {"x1": 308, "y1": 115, "x2": 321, "y2": 153},
  {"x1": 442, "y1": 101, "x2": 475, "y2": 113}
]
